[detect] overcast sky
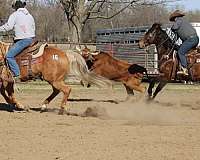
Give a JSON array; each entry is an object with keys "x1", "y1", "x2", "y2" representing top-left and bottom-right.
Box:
[
  {"x1": 36, "y1": 0, "x2": 200, "y2": 11},
  {"x1": 169, "y1": 0, "x2": 200, "y2": 11}
]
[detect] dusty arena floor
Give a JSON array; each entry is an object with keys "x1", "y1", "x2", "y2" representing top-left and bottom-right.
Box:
[{"x1": 0, "y1": 82, "x2": 200, "y2": 160}]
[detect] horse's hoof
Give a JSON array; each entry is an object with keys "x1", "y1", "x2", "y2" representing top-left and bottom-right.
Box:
[
  {"x1": 87, "y1": 84, "x2": 91, "y2": 88},
  {"x1": 40, "y1": 108, "x2": 48, "y2": 113},
  {"x1": 146, "y1": 95, "x2": 153, "y2": 102},
  {"x1": 58, "y1": 109, "x2": 65, "y2": 115},
  {"x1": 23, "y1": 106, "x2": 30, "y2": 112},
  {"x1": 15, "y1": 105, "x2": 29, "y2": 112},
  {"x1": 148, "y1": 92, "x2": 152, "y2": 97},
  {"x1": 15, "y1": 107, "x2": 25, "y2": 112}
]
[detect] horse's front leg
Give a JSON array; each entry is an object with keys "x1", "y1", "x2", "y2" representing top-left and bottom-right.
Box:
[
  {"x1": 0, "y1": 87, "x2": 12, "y2": 103},
  {"x1": 4, "y1": 83, "x2": 27, "y2": 111},
  {"x1": 152, "y1": 80, "x2": 167, "y2": 99},
  {"x1": 148, "y1": 78, "x2": 156, "y2": 98}
]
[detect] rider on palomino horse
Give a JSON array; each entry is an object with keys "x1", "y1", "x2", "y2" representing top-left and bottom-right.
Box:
[
  {"x1": 169, "y1": 10, "x2": 199, "y2": 76},
  {"x1": 0, "y1": 0, "x2": 35, "y2": 82}
]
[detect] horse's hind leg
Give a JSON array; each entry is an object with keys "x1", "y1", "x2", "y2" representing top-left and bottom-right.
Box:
[
  {"x1": 51, "y1": 81, "x2": 71, "y2": 115},
  {"x1": 41, "y1": 86, "x2": 60, "y2": 112}
]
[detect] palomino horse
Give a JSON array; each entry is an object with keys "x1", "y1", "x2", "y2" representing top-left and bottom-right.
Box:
[
  {"x1": 0, "y1": 41, "x2": 112, "y2": 114},
  {"x1": 139, "y1": 23, "x2": 200, "y2": 99},
  {"x1": 0, "y1": 41, "x2": 25, "y2": 110}
]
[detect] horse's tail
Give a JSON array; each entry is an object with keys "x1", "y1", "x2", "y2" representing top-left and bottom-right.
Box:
[{"x1": 66, "y1": 51, "x2": 112, "y2": 88}]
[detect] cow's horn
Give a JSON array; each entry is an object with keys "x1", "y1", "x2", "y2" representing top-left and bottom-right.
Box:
[
  {"x1": 75, "y1": 46, "x2": 81, "y2": 53},
  {"x1": 90, "y1": 51, "x2": 100, "y2": 55}
]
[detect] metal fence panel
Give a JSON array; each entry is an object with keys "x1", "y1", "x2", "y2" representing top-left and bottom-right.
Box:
[{"x1": 96, "y1": 26, "x2": 159, "y2": 75}]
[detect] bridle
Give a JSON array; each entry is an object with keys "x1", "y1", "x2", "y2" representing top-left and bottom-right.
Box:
[{"x1": 145, "y1": 27, "x2": 177, "y2": 63}]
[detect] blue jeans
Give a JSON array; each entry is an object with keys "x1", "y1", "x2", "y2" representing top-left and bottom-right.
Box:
[
  {"x1": 178, "y1": 36, "x2": 199, "y2": 68},
  {"x1": 6, "y1": 38, "x2": 33, "y2": 77}
]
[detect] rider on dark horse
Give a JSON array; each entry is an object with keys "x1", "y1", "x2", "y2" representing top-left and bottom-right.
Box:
[
  {"x1": 169, "y1": 10, "x2": 199, "y2": 76},
  {"x1": 0, "y1": 0, "x2": 35, "y2": 82}
]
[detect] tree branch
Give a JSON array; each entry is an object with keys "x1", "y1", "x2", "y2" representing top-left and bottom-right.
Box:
[{"x1": 88, "y1": 0, "x2": 137, "y2": 19}]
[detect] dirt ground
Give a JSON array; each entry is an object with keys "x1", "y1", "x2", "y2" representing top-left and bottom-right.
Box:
[{"x1": 0, "y1": 82, "x2": 200, "y2": 160}]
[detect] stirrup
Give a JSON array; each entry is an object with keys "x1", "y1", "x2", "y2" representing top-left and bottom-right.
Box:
[
  {"x1": 14, "y1": 76, "x2": 22, "y2": 83},
  {"x1": 177, "y1": 68, "x2": 189, "y2": 76}
]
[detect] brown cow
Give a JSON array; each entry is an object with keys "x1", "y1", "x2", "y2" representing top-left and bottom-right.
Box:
[{"x1": 77, "y1": 46, "x2": 148, "y2": 99}]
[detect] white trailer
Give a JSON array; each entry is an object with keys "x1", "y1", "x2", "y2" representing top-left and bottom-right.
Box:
[{"x1": 191, "y1": 22, "x2": 200, "y2": 45}]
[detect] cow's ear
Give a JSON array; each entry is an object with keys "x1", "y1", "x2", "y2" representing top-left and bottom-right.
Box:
[{"x1": 84, "y1": 45, "x2": 89, "y2": 49}]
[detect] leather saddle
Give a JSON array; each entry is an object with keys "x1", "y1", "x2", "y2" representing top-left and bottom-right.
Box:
[
  {"x1": 16, "y1": 39, "x2": 39, "y2": 57},
  {"x1": 15, "y1": 40, "x2": 44, "y2": 80},
  {"x1": 187, "y1": 46, "x2": 200, "y2": 64},
  {"x1": 16, "y1": 39, "x2": 40, "y2": 67}
]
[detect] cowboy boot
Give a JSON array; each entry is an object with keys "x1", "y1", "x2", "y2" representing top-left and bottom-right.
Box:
[{"x1": 177, "y1": 66, "x2": 189, "y2": 76}]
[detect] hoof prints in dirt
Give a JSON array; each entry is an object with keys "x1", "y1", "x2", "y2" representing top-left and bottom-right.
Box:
[
  {"x1": 30, "y1": 107, "x2": 61, "y2": 113},
  {"x1": 145, "y1": 98, "x2": 200, "y2": 110},
  {"x1": 81, "y1": 106, "x2": 109, "y2": 119},
  {"x1": 68, "y1": 98, "x2": 118, "y2": 104},
  {"x1": 30, "y1": 106, "x2": 109, "y2": 119},
  {"x1": 152, "y1": 100, "x2": 175, "y2": 107},
  {"x1": 30, "y1": 107, "x2": 76, "y2": 115}
]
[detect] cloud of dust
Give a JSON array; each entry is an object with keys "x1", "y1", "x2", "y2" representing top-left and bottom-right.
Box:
[{"x1": 98, "y1": 99, "x2": 196, "y2": 125}]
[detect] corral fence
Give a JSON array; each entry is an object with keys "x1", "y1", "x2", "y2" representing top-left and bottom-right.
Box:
[{"x1": 96, "y1": 26, "x2": 160, "y2": 77}]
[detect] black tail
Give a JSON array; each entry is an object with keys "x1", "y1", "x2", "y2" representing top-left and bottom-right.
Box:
[{"x1": 128, "y1": 64, "x2": 149, "y2": 81}]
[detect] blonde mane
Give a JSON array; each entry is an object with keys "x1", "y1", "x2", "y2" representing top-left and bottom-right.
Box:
[{"x1": 0, "y1": 41, "x2": 10, "y2": 55}]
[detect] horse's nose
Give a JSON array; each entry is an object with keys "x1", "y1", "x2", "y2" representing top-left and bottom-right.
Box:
[{"x1": 139, "y1": 39, "x2": 145, "y2": 49}]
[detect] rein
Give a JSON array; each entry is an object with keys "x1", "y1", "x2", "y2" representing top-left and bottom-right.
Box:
[
  {"x1": 144, "y1": 27, "x2": 179, "y2": 80},
  {"x1": 154, "y1": 30, "x2": 179, "y2": 80},
  {"x1": 157, "y1": 31, "x2": 177, "y2": 63}
]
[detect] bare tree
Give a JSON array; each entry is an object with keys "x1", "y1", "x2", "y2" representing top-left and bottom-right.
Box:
[
  {"x1": 44, "y1": 0, "x2": 181, "y2": 43},
  {"x1": 2, "y1": 0, "x2": 196, "y2": 43},
  {"x1": 0, "y1": 0, "x2": 12, "y2": 21}
]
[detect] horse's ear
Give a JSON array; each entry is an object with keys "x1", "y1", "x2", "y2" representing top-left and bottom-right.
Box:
[
  {"x1": 158, "y1": 22, "x2": 162, "y2": 27},
  {"x1": 154, "y1": 22, "x2": 162, "y2": 29}
]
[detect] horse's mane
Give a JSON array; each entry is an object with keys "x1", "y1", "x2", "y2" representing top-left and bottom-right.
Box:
[
  {"x1": 0, "y1": 41, "x2": 7, "y2": 45},
  {"x1": 153, "y1": 23, "x2": 174, "y2": 49},
  {"x1": 0, "y1": 41, "x2": 10, "y2": 55}
]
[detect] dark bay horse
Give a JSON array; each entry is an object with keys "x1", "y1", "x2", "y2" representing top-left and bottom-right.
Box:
[
  {"x1": 76, "y1": 46, "x2": 148, "y2": 100},
  {"x1": 1, "y1": 42, "x2": 112, "y2": 114},
  {"x1": 139, "y1": 23, "x2": 200, "y2": 99},
  {"x1": 0, "y1": 41, "x2": 25, "y2": 110}
]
